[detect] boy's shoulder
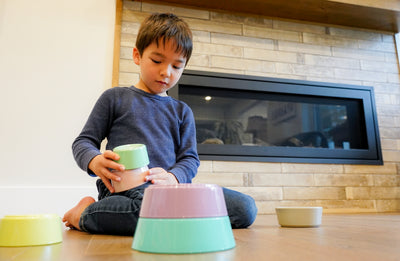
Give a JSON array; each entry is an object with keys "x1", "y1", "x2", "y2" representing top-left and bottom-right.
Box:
[
  {"x1": 104, "y1": 86, "x2": 131, "y2": 94},
  {"x1": 102, "y1": 86, "x2": 143, "y2": 99},
  {"x1": 168, "y1": 94, "x2": 191, "y2": 109},
  {"x1": 100, "y1": 86, "x2": 129, "y2": 97},
  {"x1": 102, "y1": 87, "x2": 191, "y2": 110}
]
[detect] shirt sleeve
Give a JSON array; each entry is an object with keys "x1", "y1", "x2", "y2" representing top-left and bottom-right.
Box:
[
  {"x1": 72, "y1": 89, "x2": 114, "y2": 176},
  {"x1": 168, "y1": 105, "x2": 200, "y2": 183}
]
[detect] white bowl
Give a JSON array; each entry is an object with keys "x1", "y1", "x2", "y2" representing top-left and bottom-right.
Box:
[{"x1": 275, "y1": 207, "x2": 322, "y2": 227}]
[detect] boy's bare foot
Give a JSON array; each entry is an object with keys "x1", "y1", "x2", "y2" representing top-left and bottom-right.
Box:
[{"x1": 62, "y1": 196, "x2": 95, "y2": 230}]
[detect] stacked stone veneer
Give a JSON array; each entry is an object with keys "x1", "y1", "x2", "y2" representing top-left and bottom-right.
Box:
[{"x1": 119, "y1": 1, "x2": 400, "y2": 213}]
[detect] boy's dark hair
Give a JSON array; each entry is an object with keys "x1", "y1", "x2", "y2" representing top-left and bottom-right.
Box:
[{"x1": 135, "y1": 13, "x2": 193, "y2": 64}]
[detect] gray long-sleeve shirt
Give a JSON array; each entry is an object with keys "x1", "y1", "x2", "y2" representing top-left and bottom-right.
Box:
[{"x1": 72, "y1": 86, "x2": 199, "y2": 183}]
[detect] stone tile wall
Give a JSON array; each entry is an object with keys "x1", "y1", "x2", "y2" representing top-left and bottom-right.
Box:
[{"x1": 119, "y1": 1, "x2": 400, "y2": 213}]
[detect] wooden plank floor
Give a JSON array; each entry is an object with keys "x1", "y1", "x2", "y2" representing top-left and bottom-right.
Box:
[{"x1": 1, "y1": 213, "x2": 399, "y2": 261}]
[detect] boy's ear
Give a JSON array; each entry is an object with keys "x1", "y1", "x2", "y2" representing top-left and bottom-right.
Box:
[{"x1": 133, "y1": 47, "x2": 141, "y2": 65}]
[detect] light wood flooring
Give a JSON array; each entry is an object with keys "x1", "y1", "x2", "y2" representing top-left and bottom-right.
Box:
[{"x1": 1, "y1": 213, "x2": 399, "y2": 261}]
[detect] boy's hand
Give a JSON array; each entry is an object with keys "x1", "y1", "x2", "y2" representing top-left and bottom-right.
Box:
[
  {"x1": 145, "y1": 167, "x2": 178, "y2": 185},
  {"x1": 88, "y1": 150, "x2": 125, "y2": 193}
]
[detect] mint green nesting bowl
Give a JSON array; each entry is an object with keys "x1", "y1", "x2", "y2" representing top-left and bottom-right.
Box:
[{"x1": 132, "y1": 217, "x2": 235, "y2": 254}]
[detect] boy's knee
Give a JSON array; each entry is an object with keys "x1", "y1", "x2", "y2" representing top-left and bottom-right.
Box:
[
  {"x1": 223, "y1": 187, "x2": 258, "y2": 229},
  {"x1": 232, "y1": 194, "x2": 258, "y2": 228}
]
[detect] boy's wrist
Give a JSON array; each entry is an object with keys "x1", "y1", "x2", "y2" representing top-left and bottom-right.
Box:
[{"x1": 168, "y1": 172, "x2": 179, "y2": 183}]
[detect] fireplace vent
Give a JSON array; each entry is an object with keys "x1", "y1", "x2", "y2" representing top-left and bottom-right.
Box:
[{"x1": 170, "y1": 70, "x2": 382, "y2": 165}]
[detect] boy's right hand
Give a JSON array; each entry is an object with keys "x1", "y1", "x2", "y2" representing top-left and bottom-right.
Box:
[{"x1": 88, "y1": 150, "x2": 125, "y2": 193}]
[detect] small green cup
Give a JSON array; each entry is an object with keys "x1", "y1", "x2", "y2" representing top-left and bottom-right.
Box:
[{"x1": 113, "y1": 144, "x2": 149, "y2": 170}]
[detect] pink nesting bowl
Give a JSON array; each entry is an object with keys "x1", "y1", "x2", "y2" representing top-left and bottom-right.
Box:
[{"x1": 140, "y1": 184, "x2": 227, "y2": 218}]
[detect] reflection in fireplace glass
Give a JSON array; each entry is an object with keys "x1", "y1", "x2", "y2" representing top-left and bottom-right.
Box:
[{"x1": 179, "y1": 86, "x2": 367, "y2": 150}]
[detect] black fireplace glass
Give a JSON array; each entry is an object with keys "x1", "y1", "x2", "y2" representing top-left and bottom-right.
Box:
[{"x1": 170, "y1": 70, "x2": 382, "y2": 165}]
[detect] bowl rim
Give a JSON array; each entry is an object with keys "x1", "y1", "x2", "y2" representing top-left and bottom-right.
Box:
[
  {"x1": 2, "y1": 214, "x2": 60, "y2": 220},
  {"x1": 146, "y1": 183, "x2": 221, "y2": 189},
  {"x1": 275, "y1": 206, "x2": 323, "y2": 210}
]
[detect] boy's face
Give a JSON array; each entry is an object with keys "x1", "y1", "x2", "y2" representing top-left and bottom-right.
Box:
[{"x1": 133, "y1": 39, "x2": 187, "y2": 96}]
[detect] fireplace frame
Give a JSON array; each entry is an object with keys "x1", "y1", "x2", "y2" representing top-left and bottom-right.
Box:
[{"x1": 169, "y1": 70, "x2": 383, "y2": 165}]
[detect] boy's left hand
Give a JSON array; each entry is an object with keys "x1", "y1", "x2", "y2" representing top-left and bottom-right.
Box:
[{"x1": 145, "y1": 167, "x2": 178, "y2": 185}]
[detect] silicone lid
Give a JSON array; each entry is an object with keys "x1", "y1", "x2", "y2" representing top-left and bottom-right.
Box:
[{"x1": 113, "y1": 144, "x2": 149, "y2": 170}]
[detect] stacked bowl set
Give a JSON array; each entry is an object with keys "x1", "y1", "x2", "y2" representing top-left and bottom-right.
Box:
[
  {"x1": 132, "y1": 183, "x2": 236, "y2": 253},
  {"x1": 114, "y1": 143, "x2": 236, "y2": 254}
]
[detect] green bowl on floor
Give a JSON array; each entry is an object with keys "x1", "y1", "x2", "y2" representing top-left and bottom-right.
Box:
[
  {"x1": 0, "y1": 214, "x2": 63, "y2": 247},
  {"x1": 132, "y1": 216, "x2": 235, "y2": 254}
]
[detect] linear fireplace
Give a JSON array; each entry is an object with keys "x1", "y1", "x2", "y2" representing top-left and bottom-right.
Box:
[{"x1": 169, "y1": 70, "x2": 382, "y2": 165}]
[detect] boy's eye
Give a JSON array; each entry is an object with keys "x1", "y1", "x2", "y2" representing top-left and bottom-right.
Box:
[{"x1": 150, "y1": 58, "x2": 183, "y2": 70}]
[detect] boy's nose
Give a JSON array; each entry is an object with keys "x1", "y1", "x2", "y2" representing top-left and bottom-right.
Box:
[{"x1": 160, "y1": 65, "x2": 172, "y2": 77}]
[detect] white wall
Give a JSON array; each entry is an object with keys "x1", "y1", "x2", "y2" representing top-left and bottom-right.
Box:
[{"x1": 0, "y1": 0, "x2": 116, "y2": 217}]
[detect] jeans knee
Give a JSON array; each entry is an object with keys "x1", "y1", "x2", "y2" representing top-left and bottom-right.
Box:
[
  {"x1": 233, "y1": 194, "x2": 258, "y2": 228},
  {"x1": 223, "y1": 187, "x2": 258, "y2": 229}
]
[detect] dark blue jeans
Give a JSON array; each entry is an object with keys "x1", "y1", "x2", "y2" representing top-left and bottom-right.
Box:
[{"x1": 79, "y1": 179, "x2": 258, "y2": 235}]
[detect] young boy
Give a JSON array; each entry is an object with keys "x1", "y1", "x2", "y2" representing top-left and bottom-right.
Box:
[{"x1": 63, "y1": 13, "x2": 257, "y2": 235}]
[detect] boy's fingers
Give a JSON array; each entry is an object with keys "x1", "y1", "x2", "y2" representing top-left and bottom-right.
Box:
[
  {"x1": 102, "y1": 151, "x2": 124, "y2": 171},
  {"x1": 146, "y1": 174, "x2": 172, "y2": 184},
  {"x1": 101, "y1": 178, "x2": 115, "y2": 193},
  {"x1": 146, "y1": 168, "x2": 177, "y2": 184},
  {"x1": 148, "y1": 168, "x2": 166, "y2": 176},
  {"x1": 146, "y1": 173, "x2": 164, "y2": 179},
  {"x1": 107, "y1": 161, "x2": 125, "y2": 171},
  {"x1": 145, "y1": 174, "x2": 157, "y2": 182},
  {"x1": 104, "y1": 170, "x2": 121, "y2": 182},
  {"x1": 103, "y1": 150, "x2": 120, "y2": 161}
]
